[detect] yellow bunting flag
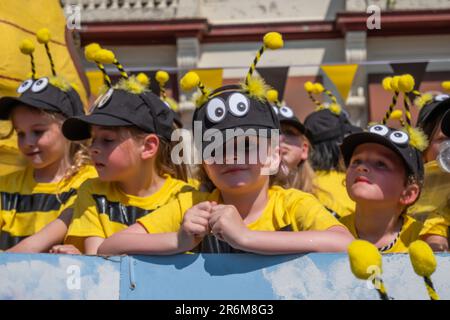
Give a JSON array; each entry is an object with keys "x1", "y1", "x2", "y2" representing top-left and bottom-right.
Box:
[{"x1": 321, "y1": 64, "x2": 359, "y2": 101}]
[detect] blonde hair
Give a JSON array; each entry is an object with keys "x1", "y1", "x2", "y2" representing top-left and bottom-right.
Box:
[
  {"x1": 272, "y1": 159, "x2": 316, "y2": 193},
  {"x1": 127, "y1": 126, "x2": 188, "y2": 182}
]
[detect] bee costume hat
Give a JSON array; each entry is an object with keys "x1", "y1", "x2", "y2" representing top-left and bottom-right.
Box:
[
  {"x1": 0, "y1": 29, "x2": 84, "y2": 119},
  {"x1": 180, "y1": 32, "x2": 283, "y2": 151},
  {"x1": 62, "y1": 44, "x2": 174, "y2": 141},
  {"x1": 302, "y1": 81, "x2": 362, "y2": 144},
  {"x1": 266, "y1": 89, "x2": 306, "y2": 135},
  {"x1": 340, "y1": 74, "x2": 428, "y2": 184}
]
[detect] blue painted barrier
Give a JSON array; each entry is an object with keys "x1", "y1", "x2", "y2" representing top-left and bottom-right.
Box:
[{"x1": 0, "y1": 253, "x2": 449, "y2": 299}]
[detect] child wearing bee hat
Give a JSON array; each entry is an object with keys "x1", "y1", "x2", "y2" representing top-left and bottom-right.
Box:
[
  {"x1": 0, "y1": 30, "x2": 97, "y2": 253},
  {"x1": 404, "y1": 82, "x2": 450, "y2": 251},
  {"x1": 43, "y1": 44, "x2": 197, "y2": 255},
  {"x1": 302, "y1": 82, "x2": 361, "y2": 219},
  {"x1": 339, "y1": 75, "x2": 444, "y2": 253},
  {"x1": 266, "y1": 89, "x2": 316, "y2": 194},
  {"x1": 97, "y1": 32, "x2": 353, "y2": 256}
]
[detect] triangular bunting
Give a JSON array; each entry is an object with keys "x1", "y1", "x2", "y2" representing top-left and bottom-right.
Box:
[
  {"x1": 256, "y1": 67, "x2": 290, "y2": 101},
  {"x1": 321, "y1": 64, "x2": 359, "y2": 101}
]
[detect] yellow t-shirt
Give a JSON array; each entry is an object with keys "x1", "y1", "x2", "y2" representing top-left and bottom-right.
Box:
[
  {"x1": 408, "y1": 161, "x2": 450, "y2": 238},
  {"x1": 0, "y1": 123, "x2": 26, "y2": 177},
  {"x1": 314, "y1": 170, "x2": 355, "y2": 219},
  {"x1": 340, "y1": 213, "x2": 430, "y2": 253},
  {"x1": 138, "y1": 185, "x2": 344, "y2": 253},
  {"x1": 0, "y1": 165, "x2": 97, "y2": 250},
  {"x1": 66, "y1": 175, "x2": 196, "y2": 242}
]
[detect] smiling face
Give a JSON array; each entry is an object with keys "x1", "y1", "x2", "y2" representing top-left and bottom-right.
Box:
[
  {"x1": 12, "y1": 105, "x2": 69, "y2": 170},
  {"x1": 346, "y1": 143, "x2": 409, "y2": 204},
  {"x1": 89, "y1": 126, "x2": 145, "y2": 182}
]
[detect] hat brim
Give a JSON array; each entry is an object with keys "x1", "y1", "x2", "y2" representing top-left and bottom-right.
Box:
[
  {"x1": 417, "y1": 99, "x2": 450, "y2": 127},
  {"x1": 0, "y1": 96, "x2": 60, "y2": 120},
  {"x1": 340, "y1": 132, "x2": 415, "y2": 175},
  {"x1": 279, "y1": 118, "x2": 306, "y2": 135},
  {"x1": 62, "y1": 113, "x2": 133, "y2": 141}
]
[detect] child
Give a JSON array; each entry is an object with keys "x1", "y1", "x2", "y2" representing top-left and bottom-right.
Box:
[
  {"x1": 0, "y1": 31, "x2": 96, "y2": 252},
  {"x1": 339, "y1": 123, "x2": 441, "y2": 252},
  {"x1": 266, "y1": 89, "x2": 315, "y2": 193},
  {"x1": 52, "y1": 45, "x2": 195, "y2": 255},
  {"x1": 97, "y1": 32, "x2": 354, "y2": 256},
  {"x1": 406, "y1": 88, "x2": 450, "y2": 251},
  {"x1": 303, "y1": 82, "x2": 361, "y2": 218}
]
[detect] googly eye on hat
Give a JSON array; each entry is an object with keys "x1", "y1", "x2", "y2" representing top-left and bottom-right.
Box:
[
  {"x1": 31, "y1": 77, "x2": 49, "y2": 93},
  {"x1": 17, "y1": 79, "x2": 34, "y2": 94}
]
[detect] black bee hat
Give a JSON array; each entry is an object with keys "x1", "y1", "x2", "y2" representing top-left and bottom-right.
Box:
[
  {"x1": 0, "y1": 29, "x2": 84, "y2": 120},
  {"x1": 61, "y1": 44, "x2": 174, "y2": 141}
]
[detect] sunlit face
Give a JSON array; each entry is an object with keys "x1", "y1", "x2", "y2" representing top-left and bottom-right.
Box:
[
  {"x1": 203, "y1": 136, "x2": 278, "y2": 194},
  {"x1": 280, "y1": 123, "x2": 309, "y2": 168},
  {"x1": 12, "y1": 105, "x2": 69, "y2": 170},
  {"x1": 424, "y1": 118, "x2": 448, "y2": 163},
  {"x1": 346, "y1": 143, "x2": 409, "y2": 204},
  {"x1": 89, "y1": 126, "x2": 144, "y2": 182}
]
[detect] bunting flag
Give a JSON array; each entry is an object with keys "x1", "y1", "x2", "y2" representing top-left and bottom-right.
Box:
[
  {"x1": 86, "y1": 70, "x2": 104, "y2": 97},
  {"x1": 256, "y1": 67, "x2": 289, "y2": 101},
  {"x1": 390, "y1": 61, "x2": 429, "y2": 91},
  {"x1": 321, "y1": 64, "x2": 359, "y2": 101},
  {"x1": 191, "y1": 68, "x2": 223, "y2": 91}
]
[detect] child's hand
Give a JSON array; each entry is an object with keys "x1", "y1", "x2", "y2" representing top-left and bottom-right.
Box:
[
  {"x1": 181, "y1": 201, "x2": 216, "y2": 238},
  {"x1": 49, "y1": 244, "x2": 82, "y2": 255},
  {"x1": 209, "y1": 204, "x2": 248, "y2": 248}
]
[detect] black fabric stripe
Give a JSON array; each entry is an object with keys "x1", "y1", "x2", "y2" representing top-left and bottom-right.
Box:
[
  {"x1": 0, "y1": 231, "x2": 28, "y2": 250},
  {"x1": 195, "y1": 224, "x2": 293, "y2": 253},
  {"x1": 92, "y1": 195, "x2": 155, "y2": 226},
  {"x1": 1, "y1": 189, "x2": 76, "y2": 213}
]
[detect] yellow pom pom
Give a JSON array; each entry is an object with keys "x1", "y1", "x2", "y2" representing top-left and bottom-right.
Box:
[
  {"x1": 84, "y1": 43, "x2": 102, "y2": 62},
  {"x1": 116, "y1": 75, "x2": 147, "y2": 94},
  {"x1": 304, "y1": 81, "x2": 315, "y2": 93},
  {"x1": 414, "y1": 93, "x2": 433, "y2": 109},
  {"x1": 156, "y1": 70, "x2": 170, "y2": 85},
  {"x1": 390, "y1": 109, "x2": 403, "y2": 120},
  {"x1": 242, "y1": 77, "x2": 269, "y2": 100},
  {"x1": 390, "y1": 76, "x2": 400, "y2": 92},
  {"x1": 329, "y1": 103, "x2": 342, "y2": 115},
  {"x1": 398, "y1": 74, "x2": 415, "y2": 93},
  {"x1": 266, "y1": 89, "x2": 279, "y2": 103},
  {"x1": 94, "y1": 49, "x2": 116, "y2": 64},
  {"x1": 313, "y1": 83, "x2": 325, "y2": 94},
  {"x1": 19, "y1": 39, "x2": 35, "y2": 55},
  {"x1": 408, "y1": 240, "x2": 437, "y2": 277},
  {"x1": 36, "y1": 28, "x2": 51, "y2": 44},
  {"x1": 180, "y1": 71, "x2": 200, "y2": 92},
  {"x1": 441, "y1": 81, "x2": 450, "y2": 92},
  {"x1": 348, "y1": 240, "x2": 382, "y2": 280},
  {"x1": 136, "y1": 73, "x2": 150, "y2": 87},
  {"x1": 407, "y1": 127, "x2": 429, "y2": 152},
  {"x1": 263, "y1": 32, "x2": 283, "y2": 50},
  {"x1": 382, "y1": 77, "x2": 393, "y2": 92}
]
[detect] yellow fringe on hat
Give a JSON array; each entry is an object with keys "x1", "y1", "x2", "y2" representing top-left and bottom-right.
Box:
[
  {"x1": 240, "y1": 77, "x2": 269, "y2": 101},
  {"x1": 49, "y1": 76, "x2": 72, "y2": 92},
  {"x1": 115, "y1": 75, "x2": 148, "y2": 94},
  {"x1": 414, "y1": 93, "x2": 433, "y2": 109},
  {"x1": 406, "y1": 126, "x2": 429, "y2": 152}
]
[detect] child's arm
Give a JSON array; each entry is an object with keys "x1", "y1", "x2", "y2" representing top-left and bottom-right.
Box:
[
  {"x1": 7, "y1": 209, "x2": 73, "y2": 253},
  {"x1": 97, "y1": 201, "x2": 214, "y2": 255},
  {"x1": 84, "y1": 236, "x2": 105, "y2": 255},
  {"x1": 422, "y1": 234, "x2": 448, "y2": 252},
  {"x1": 209, "y1": 204, "x2": 354, "y2": 254}
]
